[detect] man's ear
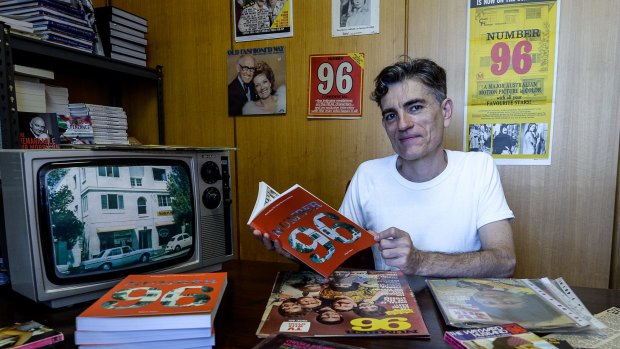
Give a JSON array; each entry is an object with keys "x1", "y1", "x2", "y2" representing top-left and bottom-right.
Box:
[{"x1": 442, "y1": 98, "x2": 453, "y2": 128}]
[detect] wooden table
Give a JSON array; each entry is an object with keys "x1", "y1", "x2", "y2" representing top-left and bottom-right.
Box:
[{"x1": 0, "y1": 260, "x2": 618, "y2": 348}]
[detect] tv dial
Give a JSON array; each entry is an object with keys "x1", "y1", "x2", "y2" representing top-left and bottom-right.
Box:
[
  {"x1": 201, "y1": 161, "x2": 222, "y2": 184},
  {"x1": 202, "y1": 187, "x2": 222, "y2": 209}
]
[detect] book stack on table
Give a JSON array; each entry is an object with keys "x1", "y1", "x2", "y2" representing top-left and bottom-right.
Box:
[
  {"x1": 75, "y1": 272, "x2": 227, "y2": 349},
  {"x1": 0, "y1": 0, "x2": 95, "y2": 53},
  {"x1": 68, "y1": 103, "x2": 128, "y2": 145},
  {"x1": 95, "y1": 6, "x2": 147, "y2": 67}
]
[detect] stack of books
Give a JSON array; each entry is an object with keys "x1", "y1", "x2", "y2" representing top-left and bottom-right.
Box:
[
  {"x1": 75, "y1": 273, "x2": 227, "y2": 349},
  {"x1": 0, "y1": 13, "x2": 36, "y2": 38},
  {"x1": 15, "y1": 76, "x2": 46, "y2": 113},
  {"x1": 68, "y1": 103, "x2": 128, "y2": 145},
  {"x1": 95, "y1": 6, "x2": 147, "y2": 66},
  {"x1": 0, "y1": 0, "x2": 95, "y2": 53}
]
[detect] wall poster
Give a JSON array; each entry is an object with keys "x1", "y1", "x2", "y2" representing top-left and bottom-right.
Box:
[
  {"x1": 464, "y1": 0, "x2": 560, "y2": 165},
  {"x1": 233, "y1": 0, "x2": 293, "y2": 42},
  {"x1": 227, "y1": 46, "x2": 287, "y2": 116},
  {"x1": 307, "y1": 53, "x2": 364, "y2": 119},
  {"x1": 332, "y1": 0, "x2": 380, "y2": 37}
]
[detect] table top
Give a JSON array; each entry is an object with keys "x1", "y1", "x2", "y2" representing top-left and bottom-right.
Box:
[{"x1": 0, "y1": 260, "x2": 618, "y2": 349}]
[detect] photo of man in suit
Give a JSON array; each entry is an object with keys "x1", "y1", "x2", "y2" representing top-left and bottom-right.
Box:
[{"x1": 228, "y1": 54, "x2": 258, "y2": 115}]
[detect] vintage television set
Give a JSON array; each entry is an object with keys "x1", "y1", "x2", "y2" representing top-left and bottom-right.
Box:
[{"x1": 0, "y1": 146, "x2": 234, "y2": 307}]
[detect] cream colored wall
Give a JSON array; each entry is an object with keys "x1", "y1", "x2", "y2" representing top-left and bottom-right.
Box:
[{"x1": 106, "y1": 0, "x2": 620, "y2": 288}]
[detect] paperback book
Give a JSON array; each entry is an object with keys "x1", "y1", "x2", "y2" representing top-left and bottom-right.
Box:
[
  {"x1": 76, "y1": 272, "x2": 227, "y2": 332},
  {"x1": 17, "y1": 111, "x2": 60, "y2": 149},
  {"x1": 256, "y1": 269, "x2": 429, "y2": 339},
  {"x1": 444, "y1": 323, "x2": 564, "y2": 349},
  {"x1": 248, "y1": 182, "x2": 376, "y2": 278},
  {"x1": 0, "y1": 320, "x2": 64, "y2": 349},
  {"x1": 426, "y1": 278, "x2": 595, "y2": 332}
]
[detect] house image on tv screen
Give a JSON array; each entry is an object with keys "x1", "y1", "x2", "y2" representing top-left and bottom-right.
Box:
[{"x1": 45, "y1": 162, "x2": 195, "y2": 277}]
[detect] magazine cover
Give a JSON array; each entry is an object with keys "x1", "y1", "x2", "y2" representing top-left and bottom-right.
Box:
[
  {"x1": 233, "y1": 0, "x2": 293, "y2": 42},
  {"x1": 248, "y1": 182, "x2": 376, "y2": 278},
  {"x1": 426, "y1": 278, "x2": 588, "y2": 332},
  {"x1": 17, "y1": 112, "x2": 60, "y2": 149},
  {"x1": 444, "y1": 323, "x2": 561, "y2": 349},
  {"x1": 227, "y1": 45, "x2": 286, "y2": 116},
  {"x1": 58, "y1": 114, "x2": 94, "y2": 144},
  {"x1": 252, "y1": 333, "x2": 366, "y2": 349},
  {"x1": 77, "y1": 272, "x2": 227, "y2": 331},
  {"x1": 256, "y1": 270, "x2": 429, "y2": 338},
  {"x1": 0, "y1": 320, "x2": 64, "y2": 349}
]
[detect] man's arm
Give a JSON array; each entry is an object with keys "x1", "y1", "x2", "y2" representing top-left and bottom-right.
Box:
[{"x1": 376, "y1": 219, "x2": 516, "y2": 278}]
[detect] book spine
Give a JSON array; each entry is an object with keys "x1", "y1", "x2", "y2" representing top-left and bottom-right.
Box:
[
  {"x1": 39, "y1": 0, "x2": 85, "y2": 17},
  {"x1": 37, "y1": 21, "x2": 94, "y2": 39},
  {"x1": 111, "y1": 6, "x2": 147, "y2": 26},
  {"x1": 42, "y1": 33, "x2": 93, "y2": 51},
  {"x1": 443, "y1": 333, "x2": 468, "y2": 349},
  {"x1": 17, "y1": 332, "x2": 64, "y2": 349}
]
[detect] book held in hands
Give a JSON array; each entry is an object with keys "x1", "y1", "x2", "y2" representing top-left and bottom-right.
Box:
[
  {"x1": 256, "y1": 269, "x2": 429, "y2": 339},
  {"x1": 248, "y1": 182, "x2": 376, "y2": 277}
]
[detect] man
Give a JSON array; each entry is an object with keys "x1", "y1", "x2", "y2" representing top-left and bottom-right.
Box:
[
  {"x1": 29, "y1": 116, "x2": 50, "y2": 139},
  {"x1": 254, "y1": 58, "x2": 516, "y2": 278},
  {"x1": 228, "y1": 54, "x2": 257, "y2": 115}
]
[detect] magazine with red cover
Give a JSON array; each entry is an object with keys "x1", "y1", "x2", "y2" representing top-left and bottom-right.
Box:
[
  {"x1": 248, "y1": 182, "x2": 376, "y2": 278},
  {"x1": 76, "y1": 272, "x2": 227, "y2": 331},
  {"x1": 256, "y1": 270, "x2": 429, "y2": 339}
]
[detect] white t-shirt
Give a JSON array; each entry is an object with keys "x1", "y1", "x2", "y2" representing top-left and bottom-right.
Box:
[{"x1": 339, "y1": 150, "x2": 514, "y2": 271}]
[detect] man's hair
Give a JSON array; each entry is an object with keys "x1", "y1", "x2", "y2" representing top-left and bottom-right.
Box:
[{"x1": 371, "y1": 57, "x2": 447, "y2": 107}]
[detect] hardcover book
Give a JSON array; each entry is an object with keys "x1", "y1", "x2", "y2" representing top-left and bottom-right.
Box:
[
  {"x1": 76, "y1": 272, "x2": 227, "y2": 332},
  {"x1": 18, "y1": 112, "x2": 60, "y2": 149},
  {"x1": 252, "y1": 333, "x2": 366, "y2": 349},
  {"x1": 0, "y1": 320, "x2": 64, "y2": 349},
  {"x1": 248, "y1": 182, "x2": 376, "y2": 278},
  {"x1": 444, "y1": 323, "x2": 561, "y2": 349},
  {"x1": 256, "y1": 270, "x2": 429, "y2": 339},
  {"x1": 426, "y1": 278, "x2": 594, "y2": 332}
]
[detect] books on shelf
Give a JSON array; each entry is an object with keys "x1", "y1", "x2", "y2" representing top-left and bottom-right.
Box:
[
  {"x1": 17, "y1": 111, "x2": 60, "y2": 149},
  {"x1": 14, "y1": 64, "x2": 54, "y2": 79},
  {"x1": 248, "y1": 182, "x2": 376, "y2": 278},
  {"x1": 95, "y1": 6, "x2": 147, "y2": 65},
  {"x1": 95, "y1": 5, "x2": 147, "y2": 32},
  {"x1": 0, "y1": 13, "x2": 34, "y2": 34},
  {"x1": 68, "y1": 102, "x2": 129, "y2": 145},
  {"x1": 256, "y1": 269, "x2": 429, "y2": 339},
  {"x1": 444, "y1": 323, "x2": 566, "y2": 349},
  {"x1": 253, "y1": 333, "x2": 367, "y2": 349},
  {"x1": 426, "y1": 278, "x2": 598, "y2": 332},
  {"x1": 75, "y1": 272, "x2": 226, "y2": 348},
  {"x1": 15, "y1": 77, "x2": 46, "y2": 112},
  {"x1": 0, "y1": 320, "x2": 64, "y2": 349}
]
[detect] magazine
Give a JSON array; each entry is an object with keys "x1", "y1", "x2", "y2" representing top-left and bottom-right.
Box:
[
  {"x1": 256, "y1": 270, "x2": 429, "y2": 338},
  {"x1": 0, "y1": 320, "x2": 64, "y2": 349},
  {"x1": 426, "y1": 278, "x2": 593, "y2": 332},
  {"x1": 544, "y1": 307, "x2": 620, "y2": 349},
  {"x1": 444, "y1": 323, "x2": 564, "y2": 348},
  {"x1": 17, "y1": 112, "x2": 60, "y2": 149},
  {"x1": 248, "y1": 182, "x2": 376, "y2": 278},
  {"x1": 76, "y1": 272, "x2": 227, "y2": 332},
  {"x1": 252, "y1": 333, "x2": 366, "y2": 349}
]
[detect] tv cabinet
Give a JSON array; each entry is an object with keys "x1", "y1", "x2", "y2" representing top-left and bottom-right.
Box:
[{"x1": 0, "y1": 24, "x2": 164, "y2": 149}]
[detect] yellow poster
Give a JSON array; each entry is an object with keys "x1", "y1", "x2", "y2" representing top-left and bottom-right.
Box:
[{"x1": 465, "y1": 0, "x2": 560, "y2": 165}]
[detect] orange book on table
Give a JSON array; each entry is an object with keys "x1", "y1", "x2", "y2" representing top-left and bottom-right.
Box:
[
  {"x1": 76, "y1": 272, "x2": 227, "y2": 331},
  {"x1": 248, "y1": 182, "x2": 376, "y2": 278}
]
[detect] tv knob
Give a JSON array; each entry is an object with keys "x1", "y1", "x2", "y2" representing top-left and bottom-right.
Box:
[
  {"x1": 202, "y1": 187, "x2": 222, "y2": 209},
  {"x1": 201, "y1": 161, "x2": 222, "y2": 184}
]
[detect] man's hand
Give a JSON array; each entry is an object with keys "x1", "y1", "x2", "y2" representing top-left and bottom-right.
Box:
[
  {"x1": 374, "y1": 227, "x2": 420, "y2": 274},
  {"x1": 252, "y1": 229, "x2": 296, "y2": 260}
]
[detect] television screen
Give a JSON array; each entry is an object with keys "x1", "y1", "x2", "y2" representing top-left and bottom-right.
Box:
[{"x1": 39, "y1": 159, "x2": 198, "y2": 284}]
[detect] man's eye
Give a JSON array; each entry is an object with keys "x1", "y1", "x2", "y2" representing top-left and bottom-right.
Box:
[
  {"x1": 383, "y1": 113, "x2": 397, "y2": 122},
  {"x1": 408, "y1": 104, "x2": 423, "y2": 113}
]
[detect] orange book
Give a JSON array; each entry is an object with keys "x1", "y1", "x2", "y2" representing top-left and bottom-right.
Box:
[
  {"x1": 76, "y1": 272, "x2": 227, "y2": 331},
  {"x1": 248, "y1": 182, "x2": 376, "y2": 278}
]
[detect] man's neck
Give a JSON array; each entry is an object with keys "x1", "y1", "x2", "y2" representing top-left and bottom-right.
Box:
[{"x1": 396, "y1": 149, "x2": 448, "y2": 183}]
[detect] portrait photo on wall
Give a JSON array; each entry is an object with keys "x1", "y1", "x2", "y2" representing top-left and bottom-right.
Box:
[
  {"x1": 227, "y1": 46, "x2": 287, "y2": 116},
  {"x1": 520, "y1": 122, "x2": 547, "y2": 155},
  {"x1": 233, "y1": 0, "x2": 293, "y2": 42},
  {"x1": 491, "y1": 123, "x2": 519, "y2": 155},
  {"x1": 332, "y1": 0, "x2": 380, "y2": 37}
]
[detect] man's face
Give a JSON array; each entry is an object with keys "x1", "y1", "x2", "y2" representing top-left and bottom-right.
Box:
[
  {"x1": 332, "y1": 296, "x2": 355, "y2": 311},
  {"x1": 472, "y1": 290, "x2": 525, "y2": 310},
  {"x1": 380, "y1": 79, "x2": 451, "y2": 162},
  {"x1": 237, "y1": 56, "x2": 256, "y2": 84},
  {"x1": 31, "y1": 118, "x2": 46, "y2": 136}
]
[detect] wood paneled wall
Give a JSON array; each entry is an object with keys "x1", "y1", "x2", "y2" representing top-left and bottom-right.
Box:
[{"x1": 103, "y1": 1, "x2": 620, "y2": 288}]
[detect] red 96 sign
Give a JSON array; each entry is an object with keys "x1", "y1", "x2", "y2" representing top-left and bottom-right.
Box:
[{"x1": 308, "y1": 53, "x2": 364, "y2": 118}]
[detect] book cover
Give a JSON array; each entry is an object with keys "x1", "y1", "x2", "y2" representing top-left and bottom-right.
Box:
[
  {"x1": 252, "y1": 333, "x2": 366, "y2": 349},
  {"x1": 426, "y1": 278, "x2": 591, "y2": 332},
  {"x1": 76, "y1": 272, "x2": 227, "y2": 331},
  {"x1": 0, "y1": 320, "x2": 64, "y2": 349},
  {"x1": 58, "y1": 114, "x2": 93, "y2": 144},
  {"x1": 18, "y1": 112, "x2": 60, "y2": 149},
  {"x1": 248, "y1": 182, "x2": 376, "y2": 278},
  {"x1": 256, "y1": 270, "x2": 429, "y2": 339},
  {"x1": 444, "y1": 323, "x2": 561, "y2": 349}
]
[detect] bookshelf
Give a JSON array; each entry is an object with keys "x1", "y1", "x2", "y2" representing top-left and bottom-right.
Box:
[{"x1": 0, "y1": 24, "x2": 164, "y2": 148}]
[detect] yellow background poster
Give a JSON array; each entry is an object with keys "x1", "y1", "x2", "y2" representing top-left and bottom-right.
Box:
[{"x1": 465, "y1": 0, "x2": 559, "y2": 165}]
